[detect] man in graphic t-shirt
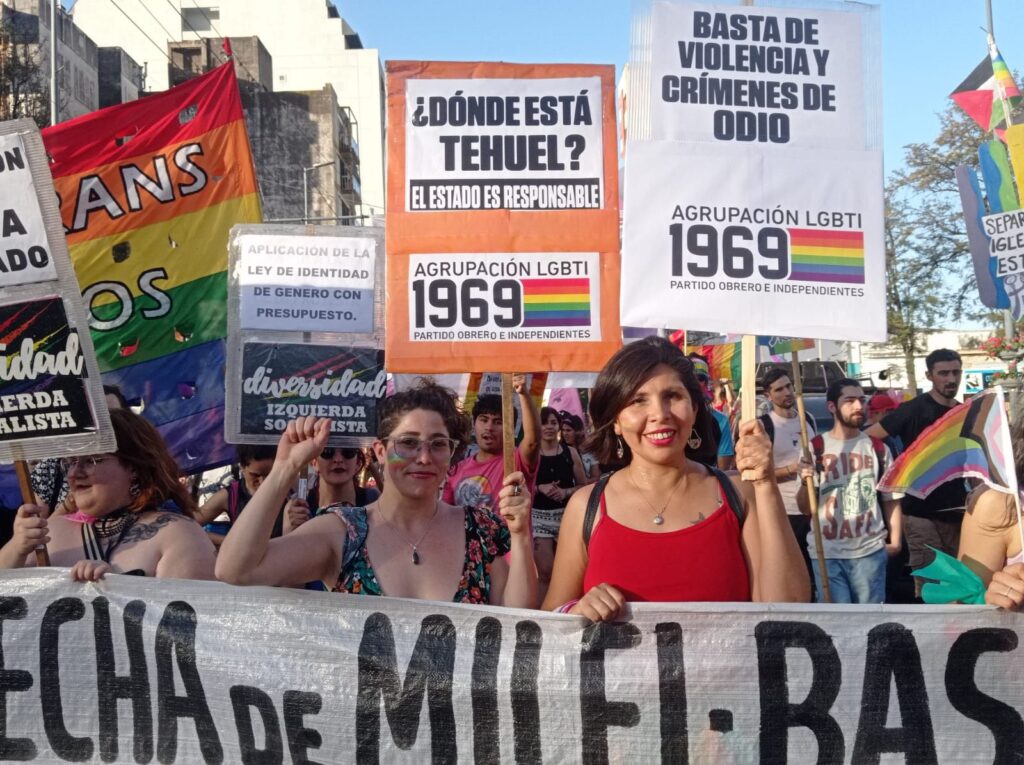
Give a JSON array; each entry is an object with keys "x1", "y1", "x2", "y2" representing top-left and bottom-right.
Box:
[
  {"x1": 443, "y1": 373, "x2": 540, "y2": 511},
  {"x1": 759, "y1": 367, "x2": 816, "y2": 597},
  {"x1": 866, "y1": 349, "x2": 965, "y2": 596},
  {"x1": 798, "y1": 379, "x2": 902, "y2": 603}
]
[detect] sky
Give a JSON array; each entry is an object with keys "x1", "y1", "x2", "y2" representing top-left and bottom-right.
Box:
[{"x1": 337, "y1": 0, "x2": 1024, "y2": 176}]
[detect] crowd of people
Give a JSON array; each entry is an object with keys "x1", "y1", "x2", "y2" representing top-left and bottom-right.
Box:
[{"x1": 0, "y1": 340, "x2": 1021, "y2": 615}]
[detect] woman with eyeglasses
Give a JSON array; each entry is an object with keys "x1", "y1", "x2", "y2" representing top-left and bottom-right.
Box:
[
  {"x1": 542, "y1": 337, "x2": 810, "y2": 621},
  {"x1": 217, "y1": 381, "x2": 538, "y2": 606},
  {"x1": 0, "y1": 409, "x2": 216, "y2": 581}
]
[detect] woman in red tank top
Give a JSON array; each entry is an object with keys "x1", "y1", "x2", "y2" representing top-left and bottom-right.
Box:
[{"x1": 541, "y1": 337, "x2": 811, "y2": 620}]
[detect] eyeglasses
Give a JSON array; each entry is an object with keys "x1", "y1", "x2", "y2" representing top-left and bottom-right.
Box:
[
  {"x1": 320, "y1": 447, "x2": 360, "y2": 460},
  {"x1": 60, "y1": 455, "x2": 111, "y2": 474},
  {"x1": 385, "y1": 435, "x2": 459, "y2": 460}
]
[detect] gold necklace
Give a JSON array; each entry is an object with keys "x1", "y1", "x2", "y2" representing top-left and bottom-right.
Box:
[
  {"x1": 628, "y1": 467, "x2": 688, "y2": 525},
  {"x1": 376, "y1": 502, "x2": 441, "y2": 565}
]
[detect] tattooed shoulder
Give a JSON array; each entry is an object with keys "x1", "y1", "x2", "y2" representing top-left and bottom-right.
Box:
[{"x1": 122, "y1": 513, "x2": 187, "y2": 544}]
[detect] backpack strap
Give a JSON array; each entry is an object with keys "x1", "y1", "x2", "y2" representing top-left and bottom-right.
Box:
[
  {"x1": 708, "y1": 466, "x2": 745, "y2": 527},
  {"x1": 759, "y1": 413, "x2": 775, "y2": 443},
  {"x1": 810, "y1": 434, "x2": 825, "y2": 472},
  {"x1": 227, "y1": 480, "x2": 241, "y2": 522},
  {"x1": 582, "y1": 472, "x2": 614, "y2": 549}
]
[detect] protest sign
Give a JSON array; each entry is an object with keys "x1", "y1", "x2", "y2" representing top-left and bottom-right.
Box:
[
  {"x1": 236, "y1": 342, "x2": 385, "y2": 439},
  {"x1": 386, "y1": 61, "x2": 621, "y2": 373},
  {"x1": 622, "y1": 1, "x2": 884, "y2": 341},
  {"x1": 1, "y1": 570, "x2": 1021, "y2": 763},
  {"x1": 226, "y1": 224, "x2": 385, "y2": 447},
  {"x1": 622, "y1": 141, "x2": 885, "y2": 340},
  {"x1": 0, "y1": 120, "x2": 113, "y2": 463},
  {"x1": 984, "y1": 206, "x2": 1024, "y2": 279},
  {"x1": 647, "y1": 1, "x2": 874, "y2": 149}
]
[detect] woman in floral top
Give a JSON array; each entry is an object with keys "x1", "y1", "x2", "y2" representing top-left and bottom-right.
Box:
[{"x1": 217, "y1": 380, "x2": 538, "y2": 607}]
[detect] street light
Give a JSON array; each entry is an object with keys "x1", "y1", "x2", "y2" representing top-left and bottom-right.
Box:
[{"x1": 302, "y1": 161, "x2": 335, "y2": 223}]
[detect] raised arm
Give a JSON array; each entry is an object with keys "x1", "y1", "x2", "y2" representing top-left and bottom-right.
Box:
[
  {"x1": 515, "y1": 373, "x2": 542, "y2": 475},
  {"x1": 216, "y1": 418, "x2": 342, "y2": 587},
  {"x1": 735, "y1": 419, "x2": 811, "y2": 603}
]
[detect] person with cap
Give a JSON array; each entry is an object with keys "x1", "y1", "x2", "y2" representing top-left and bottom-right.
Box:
[{"x1": 687, "y1": 353, "x2": 735, "y2": 470}]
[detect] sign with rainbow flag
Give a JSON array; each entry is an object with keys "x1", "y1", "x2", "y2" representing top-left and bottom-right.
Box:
[
  {"x1": 386, "y1": 61, "x2": 621, "y2": 373},
  {"x1": 878, "y1": 388, "x2": 1015, "y2": 500},
  {"x1": 41, "y1": 63, "x2": 261, "y2": 470}
]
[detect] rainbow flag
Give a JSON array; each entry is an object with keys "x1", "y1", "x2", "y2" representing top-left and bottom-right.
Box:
[
  {"x1": 878, "y1": 389, "x2": 1015, "y2": 499},
  {"x1": 787, "y1": 228, "x2": 864, "y2": 284},
  {"x1": 521, "y1": 278, "x2": 590, "y2": 327},
  {"x1": 42, "y1": 63, "x2": 261, "y2": 470},
  {"x1": 760, "y1": 336, "x2": 814, "y2": 362},
  {"x1": 673, "y1": 334, "x2": 743, "y2": 385}
]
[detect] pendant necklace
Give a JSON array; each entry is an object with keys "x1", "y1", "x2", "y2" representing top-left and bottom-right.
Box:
[
  {"x1": 628, "y1": 467, "x2": 687, "y2": 525},
  {"x1": 377, "y1": 502, "x2": 441, "y2": 565}
]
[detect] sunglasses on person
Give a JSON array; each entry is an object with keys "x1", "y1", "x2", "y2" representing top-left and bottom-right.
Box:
[{"x1": 320, "y1": 447, "x2": 361, "y2": 460}]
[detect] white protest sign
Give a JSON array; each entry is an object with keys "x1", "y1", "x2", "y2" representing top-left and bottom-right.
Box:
[
  {"x1": 621, "y1": 140, "x2": 886, "y2": 341},
  {"x1": 406, "y1": 77, "x2": 603, "y2": 211},
  {"x1": 236, "y1": 233, "x2": 376, "y2": 333},
  {"x1": 985, "y1": 210, "x2": 1024, "y2": 278},
  {"x1": 1, "y1": 571, "x2": 1021, "y2": 763},
  {"x1": 407, "y1": 251, "x2": 602, "y2": 343},
  {"x1": 649, "y1": 1, "x2": 868, "y2": 150},
  {"x1": 0, "y1": 133, "x2": 59, "y2": 287}
]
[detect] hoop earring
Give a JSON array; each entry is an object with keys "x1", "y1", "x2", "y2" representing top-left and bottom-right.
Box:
[
  {"x1": 615, "y1": 436, "x2": 625, "y2": 460},
  {"x1": 129, "y1": 481, "x2": 141, "y2": 498},
  {"x1": 687, "y1": 429, "x2": 702, "y2": 450}
]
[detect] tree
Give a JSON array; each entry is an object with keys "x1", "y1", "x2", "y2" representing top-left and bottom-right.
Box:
[
  {"x1": 883, "y1": 102, "x2": 1013, "y2": 387},
  {"x1": 0, "y1": 5, "x2": 59, "y2": 128}
]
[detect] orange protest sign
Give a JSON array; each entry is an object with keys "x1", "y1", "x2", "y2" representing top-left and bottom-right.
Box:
[{"x1": 385, "y1": 61, "x2": 621, "y2": 373}]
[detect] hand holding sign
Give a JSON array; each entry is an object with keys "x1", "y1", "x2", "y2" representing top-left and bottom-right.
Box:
[
  {"x1": 735, "y1": 418, "x2": 775, "y2": 483},
  {"x1": 11, "y1": 504, "x2": 49, "y2": 557},
  {"x1": 497, "y1": 471, "x2": 531, "y2": 537}
]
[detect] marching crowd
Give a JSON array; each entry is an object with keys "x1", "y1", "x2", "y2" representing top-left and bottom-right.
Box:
[{"x1": 1, "y1": 338, "x2": 1021, "y2": 616}]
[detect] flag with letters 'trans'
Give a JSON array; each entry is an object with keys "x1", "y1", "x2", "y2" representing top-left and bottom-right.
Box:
[{"x1": 42, "y1": 63, "x2": 262, "y2": 470}]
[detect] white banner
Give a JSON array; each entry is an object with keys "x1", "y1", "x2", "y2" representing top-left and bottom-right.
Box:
[
  {"x1": 985, "y1": 210, "x2": 1024, "y2": 279},
  {"x1": 407, "y1": 251, "x2": 602, "y2": 343},
  {"x1": 621, "y1": 141, "x2": 886, "y2": 340},
  {"x1": 236, "y1": 233, "x2": 376, "y2": 333},
  {"x1": 405, "y1": 77, "x2": 604, "y2": 211},
  {"x1": 1, "y1": 571, "x2": 1022, "y2": 763},
  {"x1": 649, "y1": 1, "x2": 867, "y2": 149}
]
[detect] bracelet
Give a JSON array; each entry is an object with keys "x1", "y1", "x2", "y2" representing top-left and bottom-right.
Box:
[{"x1": 554, "y1": 599, "x2": 579, "y2": 614}]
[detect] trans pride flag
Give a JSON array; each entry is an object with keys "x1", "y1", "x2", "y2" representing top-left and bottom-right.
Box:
[
  {"x1": 42, "y1": 63, "x2": 261, "y2": 470},
  {"x1": 878, "y1": 389, "x2": 1016, "y2": 499}
]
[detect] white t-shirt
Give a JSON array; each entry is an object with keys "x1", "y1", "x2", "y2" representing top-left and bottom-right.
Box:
[
  {"x1": 806, "y1": 432, "x2": 894, "y2": 559},
  {"x1": 770, "y1": 410, "x2": 812, "y2": 516}
]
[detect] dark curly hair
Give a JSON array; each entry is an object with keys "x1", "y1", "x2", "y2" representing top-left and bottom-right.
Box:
[
  {"x1": 66, "y1": 409, "x2": 196, "y2": 518},
  {"x1": 583, "y1": 336, "x2": 718, "y2": 466},
  {"x1": 377, "y1": 378, "x2": 471, "y2": 450}
]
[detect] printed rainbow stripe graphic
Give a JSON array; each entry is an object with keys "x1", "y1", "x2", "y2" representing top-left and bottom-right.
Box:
[
  {"x1": 787, "y1": 228, "x2": 865, "y2": 284},
  {"x1": 878, "y1": 390, "x2": 1013, "y2": 500},
  {"x1": 42, "y1": 63, "x2": 262, "y2": 470},
  {"x1": 520, "y1": 278, "x2": 591, "y2": 327}
]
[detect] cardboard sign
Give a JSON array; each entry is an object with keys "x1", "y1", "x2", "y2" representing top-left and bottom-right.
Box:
[
  {"x1": 0, "y1": 120, "x2": 113, "y2": 462},
  {"x1": 985, "y1": 210, "x2": 1024, "y2": 278},
  {"x1": 386, "y1": 61, "x2": 622, "y2": 373},
  {"x1": 237, "y1": 342, "x2": 385, "y2": 439}
]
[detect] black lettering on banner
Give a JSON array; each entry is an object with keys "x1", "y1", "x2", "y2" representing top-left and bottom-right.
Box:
[
  {"x1": 284, "y1": 691, "x2": 324, "y2": 765},
  {"x1": 155, "y1": 601, "x2": 223, "y2": 764},
  {"x1": 40, "y1": 597, "x2": 93, "y2": 760},
  {"x1": 945, "y1": 628, "x2": 1023, "y2": 764},
  {"x1": 230, "y1": 686, "x2": 284, "y2": 765},
  {"x1": 852, "y1": 623, "x2": 937, "y2": 764},
  {"x1": 512, "y1": 620, "x2": 543, "y2": 765},
  {"x1": 580, "y1": 622, "x2": 641, "y2": 764},
  {"x1": 755, "y1": 621, "x2": 843, "y2": 764},
  {"x1": 0, "y1": 597, "x2": 35, "y2": 760},
  {"x1": 470, "y1": 617, "x2": 500, "y2": 764},
  {"x1": 656, "y1": 623, "x2": 688, "y2": 764},
  {"x1": 93, "y1": 597, "x2": 152, "y2": 763},
  {"x1": 356, "y1": 612, "x2": 457, "y2": 764}
]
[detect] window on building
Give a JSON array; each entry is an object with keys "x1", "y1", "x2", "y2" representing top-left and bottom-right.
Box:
[{"x1": 181, "y1": 7, "x2": 219, "y2": 34}]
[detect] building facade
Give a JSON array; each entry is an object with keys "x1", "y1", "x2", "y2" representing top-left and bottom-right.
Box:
[{"x1": 71, "y1": 0, "x2": 385, "y2": 221}]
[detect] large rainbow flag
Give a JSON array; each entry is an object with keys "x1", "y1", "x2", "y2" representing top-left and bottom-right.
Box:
[
  {"x1": 878, "y1": 389, "x2": 1015, "y2": 499},
  {"x1": 42, "y1": 63, "x2": 261, "y2": 470}
]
